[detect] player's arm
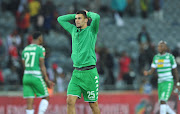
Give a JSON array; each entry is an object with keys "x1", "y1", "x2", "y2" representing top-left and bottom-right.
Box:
[
  {"x1": 172, "y1": 68, "x2": 179, "y2": 84},
  {"x1": 57, "y1": 14, "x2": 76, "y2": 34},
  {"x1": 22, "y1": 60, "x2": 25, "y2": 70},
  {"x1": 40, "y1": 58, "x2": 55, "y2": 88},
  {"x1": 170, "y1": 54, "x2": 180, "y2": 88},
  {"x1": 172, "y1": 68, "x2": 180, "y2": 92},
  {"x1": 144, "y1": 56, "x2": 156, "y2": 76},
  {"x1": 86, "y1": 11, "x2": 100, "y2": 34},
  {"x1": 144, "y1": 68, "x2": 156, "y2": 76}
]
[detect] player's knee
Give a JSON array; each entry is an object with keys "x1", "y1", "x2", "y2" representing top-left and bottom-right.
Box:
[
  {"x1": 160, "y1": 100, "x2": 166, "y2": 104},
  {"x1": 89, "y1": 102, "x2": 99, "y2": 111},
  {"x1": 43, "y1": 96, "x2": 49, "y2": 101},
  {"x1": 66, "y1": 97, "x2": 75, "y2": 106},
  {"x1": 90, "y1": 103, "x2": 100, "y2": 114}
]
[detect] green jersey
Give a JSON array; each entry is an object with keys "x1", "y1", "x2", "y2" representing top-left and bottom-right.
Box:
[
  {"x1": 22, "y1": 44, "x2": 45, "y2": 77},
  {"x1": 57, "y1": 12, "x2": 100, "y2": 68},
  {"x1": 151, "y1": 53, "x2": 177, "y2": 83}
]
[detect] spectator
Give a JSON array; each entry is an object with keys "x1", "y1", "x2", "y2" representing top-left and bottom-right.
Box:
[
  {"x1": 118, "y1": 51, "x2": 133, "y2": 84},
  {"x1": 0, "y1": 68, "x2": 4, "y2": 85},
  {"x1": 126, "y1": 0, "x2": 136, "y2": 17},
  {"x1": 103, "y1": 48, "x2": 115, "y2": 86},
  {"x1": 137, "y1": 25, "x2": 151, "y2": 52},
  {"x1": 7, "y1": 30, "x2": 22, "y2": 50},
  {"x1": 137, "y1": 25, "x2": 156, "y2": 74},
  {"x1": 36, "y1": 11, "x2": 44, "y2": 32},
  {"x1": 41, "y1": 0, "x2": 56, "y2": 34},
  {"x1": 2, "y1": 0, "x2": 20, "y2": 15},
  {"x1": 0, "y1": 34, "x2": 5, "y2": 62},
  {"x1": 17, "y1": 0, "x2": 28, "y2": 13},
  {"x1": 27, "y1": 34, "x2": 33, "y2": 45},
  {"x1": 29, "y1": 0, "x2": 41, "y2": 29},
  {"x1": 16, "y1": 7, "x2": 30, "y2": 34},
  {"x1": 48, "y1": 63, "x2": 66, "y2": 92},
  {"x1": 153, "y1": 0, "x2": 164, "y2": 21},
  {"x1": 111, "y1": 0, "x2": 127, "y2": 26},
  {"x1": 140, "y1": 0, "x2": 149, "y2": 19}
]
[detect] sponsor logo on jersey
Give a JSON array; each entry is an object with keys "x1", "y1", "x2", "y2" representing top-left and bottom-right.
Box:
[{"x1": 157, "y1": 60, "x2": 164, "y2": 67}]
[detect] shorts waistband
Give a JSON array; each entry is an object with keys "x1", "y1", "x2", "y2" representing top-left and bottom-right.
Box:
[{"x1": 75, "y1": 65, "x2": 96, "y2": 71}]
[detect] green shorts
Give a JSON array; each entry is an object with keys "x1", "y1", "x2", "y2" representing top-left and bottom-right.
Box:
[
  {"x1": 158, "y1": 81, "x2": 174, "y2": 102},
  {"x1": 67, "y1": 67, "x2": 99, "y2": 102},
  {"x1": 23, "y1": 75, "x2": 49, "y2": 98}
]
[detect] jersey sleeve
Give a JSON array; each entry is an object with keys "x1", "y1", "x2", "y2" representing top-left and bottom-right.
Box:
[
  {"x1": 39, "y1": 46, "x2": 45, "y2": 58},
  {"x1": 57, "y1": 14, "x2": 76, "y2": 35},
  {"x1": 87, "y1": 12, "x2": 100, "y2": 34},
  {"x1": 170, "y1": 54, "x2": 177, "y2": 69},
  {"x1": 151, "y1": 56, "x2": 157, "y2": 68}
]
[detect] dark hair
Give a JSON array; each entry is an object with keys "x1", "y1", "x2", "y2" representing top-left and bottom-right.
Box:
[
  {"x1": 32, "y1": 31, "x2": 42, "y2": 40},
  {"x1": 76, "y1": 11, "x2": 87, "y2": 18}
]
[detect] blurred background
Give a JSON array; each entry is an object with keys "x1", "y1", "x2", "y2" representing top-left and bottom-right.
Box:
[{"x1": 0, "y1": 0, "x2": 180, "y2": 113}]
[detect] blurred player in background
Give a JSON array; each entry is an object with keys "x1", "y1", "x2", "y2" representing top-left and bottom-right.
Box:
[
  {"x1": 22, "y1": 31, "x2": 54, "y2": 114},
  {"x1": 144, "y1": 40, "x2": 180, "y2": 114},
  {"x1": 57, "y1": 10, "x2": 100, "y2": 114}
]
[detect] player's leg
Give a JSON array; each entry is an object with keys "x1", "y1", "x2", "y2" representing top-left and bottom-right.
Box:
[
  {"x1": 67, "y1": 95, "x2": 78, "y2": 114},
  {"x1": 23, "y1": 75, "x2": 35, "y2": 114},
  {"x1": 67, "y1": 70, "x2": 82, "y2": 114},
  {"x1": 32, "y1": 77, "x2": 49, "y2": 114},
  {"x1": 81, "y1": 68, "x2": 100, "y2": 114},
  {"x1": 38, "y1": 96, "x2": 49, "y2": 114},
  {"x1": 158, "y1": 81, "x2": 175, "y2": 114},
  {"x1": 89, "y1": 101, "x2": 100, "y2": 114},
  {"x1": 26, "y1": 98, "x2": 34, "y2": 114},
  {"x1": 160, "y1": 101, "x2": 166, "y2": 114}
]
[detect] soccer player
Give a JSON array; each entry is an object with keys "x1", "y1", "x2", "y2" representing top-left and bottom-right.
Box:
[
  {"x1": 144, "y1": 40, "x2": 180, "y2": 114},
  {"x1": 57, "y1": 10, "x2": 100, "y2": 114},
  {"x1": 22, "y1": 31, "x2": 54, "y2": 114}
]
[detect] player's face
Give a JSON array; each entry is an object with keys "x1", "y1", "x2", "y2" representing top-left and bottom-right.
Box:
[
  {"x1": 158, "y1": 43, "x2": 166, "y2": 53},
  {"x1": 75, "y1": 14, "x2": 88, "y2": 28}
]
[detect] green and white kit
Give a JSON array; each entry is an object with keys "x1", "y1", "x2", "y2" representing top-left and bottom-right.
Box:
[
  {"x1": 57, "y1": 12, "x2": 100, "y2": 102},
  {"x1": 151, "y1": 53, "x2": 177, "y2": 101},
  {"x1": 22, "y1": 44, "x2": 49, "y2": 98}
]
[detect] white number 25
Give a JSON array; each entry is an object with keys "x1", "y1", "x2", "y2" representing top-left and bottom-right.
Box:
[{"x1": 87, "y1": 91, "x2": 95, "y2": 99}]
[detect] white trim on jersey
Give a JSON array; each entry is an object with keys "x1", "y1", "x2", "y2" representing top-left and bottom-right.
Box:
[
  {"x1": 151, "y1": 64, "x2": 156, "y2": 68},
  {"x1": 172, "y1": 64, "x2": 177, "y2": 69},
  {"x1": 157, "y1": 68, "x2": 171, "y2": 72},
  {"x1": 158, "y1": 72, "x2": 172, "y2": 77},
  {"x1": 24, "y1": 70, "x2": 42, "y2": 75}
]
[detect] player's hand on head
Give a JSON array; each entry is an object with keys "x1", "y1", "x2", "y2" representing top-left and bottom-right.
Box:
[{"x1": 84, "y1": 10, "x2": 88, "y2": 14}]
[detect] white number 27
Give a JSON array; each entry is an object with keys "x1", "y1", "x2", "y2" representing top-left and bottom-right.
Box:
[{"x1": 24, "y1": 52, "x2": 36, "y2": 67}]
